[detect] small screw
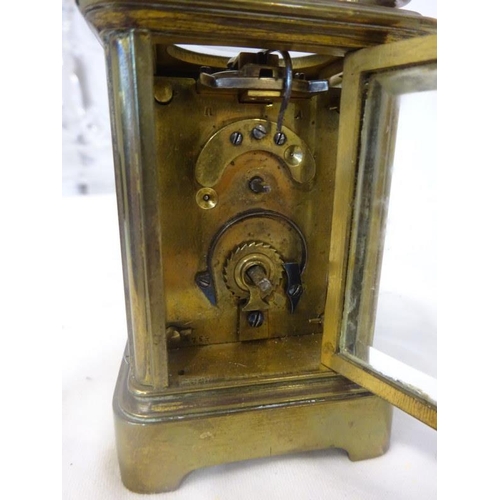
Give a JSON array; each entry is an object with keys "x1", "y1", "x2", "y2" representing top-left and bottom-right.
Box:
[
  {"x1": 196, "y1": 273, "x2": 211, "y2": 288},
  {"x1": 288, "y1": 284, "x2": 303, "y2": 297},
  {"x1": 230, "y1": 131, "x2": 243, "y2": 145},
  {"x1": 203, "y1": 194, "x2": 210, "y2": 201},
  {"x1": 252, "y1": 124, "x2": 268, "y2": 140},
  {"x1": 247, "y1": 310, "x2": 264, "y2": 328},
  {"x1": 274, "y1": 132, "x2": 287, "y2": 146}
]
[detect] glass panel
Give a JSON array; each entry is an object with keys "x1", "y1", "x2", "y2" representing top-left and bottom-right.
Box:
[
  {"x1": 340, "y1": 65, "x2": 437, "y2": 404},
  {"x1": 372, "y1": 90, "x2": 437, "y2": 381}
]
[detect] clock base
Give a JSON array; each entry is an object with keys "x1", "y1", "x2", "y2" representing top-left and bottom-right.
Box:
[{"x1": 113, "y1": 351, "x2": 393, "y2": 493}]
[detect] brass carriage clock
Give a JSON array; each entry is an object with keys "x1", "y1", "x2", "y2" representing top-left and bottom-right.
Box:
[{"x1": 77, "y1": 0, "x2": 437, "y2": 492}]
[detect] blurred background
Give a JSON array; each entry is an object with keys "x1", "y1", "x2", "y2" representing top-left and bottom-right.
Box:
[
  {"x1": 61, "y1": 0, "x2": 436, "y2": 196},
  {"x1": 62, "y1": 0, "x2": 114, "y2": 195}
]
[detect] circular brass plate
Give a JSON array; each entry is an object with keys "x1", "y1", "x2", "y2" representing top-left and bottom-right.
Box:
[
  {"x1": 284, "y1": 145, "x2": 304, "y2": 167},
  {"x1": 196, "y1": 188, "x2": 218, "y2": 210}
]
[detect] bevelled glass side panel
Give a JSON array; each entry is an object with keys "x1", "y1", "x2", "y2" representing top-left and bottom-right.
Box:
[{"x1": 340, "y1": 65, "x2": 437, "y2": 404}]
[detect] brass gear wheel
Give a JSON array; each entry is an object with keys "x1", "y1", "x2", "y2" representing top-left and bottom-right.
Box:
[{"x1": 223, "y1": 241, "x2": 284, "y2": 299}]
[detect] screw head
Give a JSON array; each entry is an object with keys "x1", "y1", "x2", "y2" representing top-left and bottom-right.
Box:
[
  {"x1": 196, "y1": 273, "x2": 211, "y2": 288},
  {"x1": 230, "y1": 131, "x2": 243, "y2": 146},
  {"x1": 288, "y1": 284, "x2": 303, "y2": 297},
  {"x1": 252, "y1": 124, "x2": 268, "y2": 140},
  {"x1": 274, "y1": 132, "x2": 287, "y2": 146},
  {"x1": 247, "y1": 310, "x2": 264, "y2": 328}
]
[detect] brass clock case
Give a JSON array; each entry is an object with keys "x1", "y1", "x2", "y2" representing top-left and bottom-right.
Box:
[{"x1": 77, "y1": 0, "x2": 436, "y2": 493}]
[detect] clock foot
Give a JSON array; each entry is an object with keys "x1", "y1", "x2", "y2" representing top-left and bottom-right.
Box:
[{"x1": 113, "y1": 355, "x2": 392, "y2": 493}]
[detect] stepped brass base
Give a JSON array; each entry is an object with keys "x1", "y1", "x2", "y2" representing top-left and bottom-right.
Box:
[{"x1": 113, "y1": 352, "x2": 393, "y2": 493}]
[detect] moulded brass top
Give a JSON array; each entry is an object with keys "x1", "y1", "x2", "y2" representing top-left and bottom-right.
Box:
[
  {"x1": 78, "y1": 0, "x2": 436, "y2": 55},
  {"x1": 336, "y1": 0, "x2": 411, "y2": 5}
]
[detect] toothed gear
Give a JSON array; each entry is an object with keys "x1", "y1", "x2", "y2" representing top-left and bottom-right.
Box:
[{"x1": 223, "y1": 241, "x2": 283, "y2": 298}]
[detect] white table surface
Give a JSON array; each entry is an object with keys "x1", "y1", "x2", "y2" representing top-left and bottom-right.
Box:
[{"x1": 62, "y1": 194, "x2": 437, "y2": 500}]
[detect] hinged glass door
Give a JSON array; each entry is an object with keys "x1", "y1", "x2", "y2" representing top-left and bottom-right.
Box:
[{"x1": 322, "y1": 35, "x2": 437, "y2": 428}]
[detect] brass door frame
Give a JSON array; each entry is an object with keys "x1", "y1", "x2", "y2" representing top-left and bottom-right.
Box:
[{"x1": 321, "y1": 34, "x2": 437, "y2": 428}]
